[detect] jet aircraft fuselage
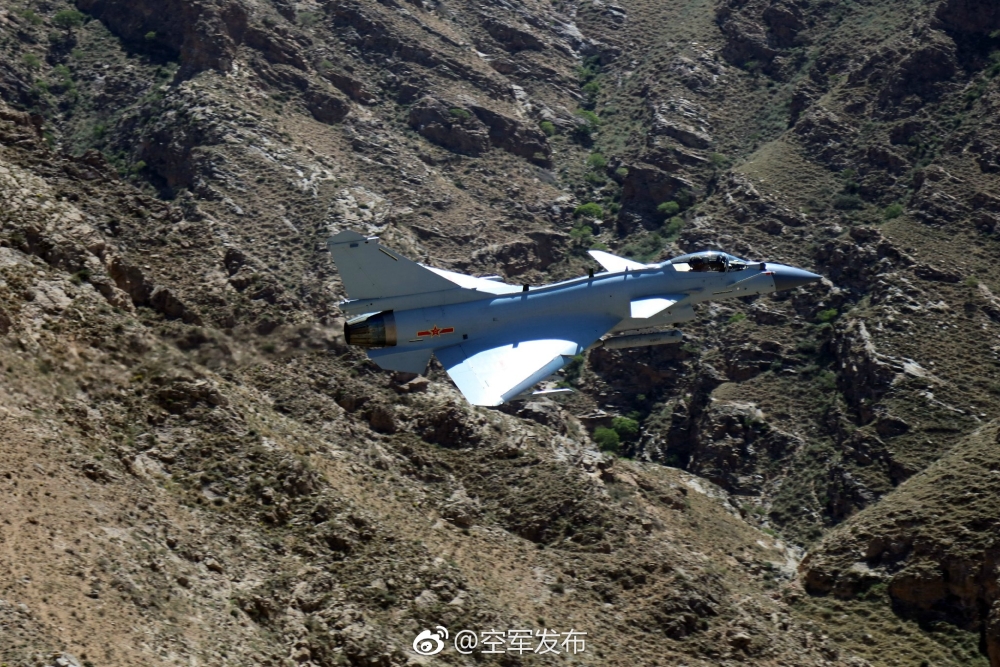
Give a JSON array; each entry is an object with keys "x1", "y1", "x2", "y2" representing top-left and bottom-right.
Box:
[{"x1": 328, "y1": 230, "x2": 821, "y2": 406}]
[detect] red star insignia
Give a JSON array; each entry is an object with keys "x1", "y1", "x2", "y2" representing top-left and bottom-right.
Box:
[{"x1": 429, "y1": 325, "x2": 441, "y2": 336}]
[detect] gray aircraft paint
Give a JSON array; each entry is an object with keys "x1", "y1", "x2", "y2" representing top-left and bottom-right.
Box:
[{"x1": 328, "y1": 230, "x2": 821, "y2": 406}]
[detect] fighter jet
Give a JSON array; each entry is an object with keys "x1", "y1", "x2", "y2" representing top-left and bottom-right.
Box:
[{"x1": 328, "y1": 230, "x2": 821, "y2": 406}]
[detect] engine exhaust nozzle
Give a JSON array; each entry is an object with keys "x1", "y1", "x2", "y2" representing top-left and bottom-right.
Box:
[{"x1": 345, "y1": 311, "x2": 397, "y2": 348}]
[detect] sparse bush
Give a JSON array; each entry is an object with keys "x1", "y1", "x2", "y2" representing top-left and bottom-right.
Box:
[
  {"x1": 145, "y1": 31, "x2": 157, "y2": 41},
  {"x1": 587, "y1": 152, "x2": 607, "y2": 169},
  {"x1": 728, "y1": 312, "x2": 747, "y2": 324},
  {"x1": 449, "y1": 107, "x2": 471, "y2": 121},
  {"x1": 816, "y1": 308, "x2": 838, "y2": 323},
  {"x1": 615, "y1": 166, "x2": 628, "y2": 179},
  {"x1": 883, "y1": 203, "x2": 903, "y2": 220},
  {"x1": 539, "y1": 120, "x2": 556, "y2": 136},
  {"x1": 574, "y1": 202, "x2": 603, "y2": 218},
  {"x1": 593, "y1": 427, "x2": 620, "y2": 453},
  {"x1": 21, "y1": 53, "x2": 41, "y2": 70},
  {"x1": 657, "y1": 201, "x2": 680, "y2": 217}
]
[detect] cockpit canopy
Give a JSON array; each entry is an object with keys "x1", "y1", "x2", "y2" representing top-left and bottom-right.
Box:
[{"x1": 668, "y1": 251, "x2": 751, "y2": 273}]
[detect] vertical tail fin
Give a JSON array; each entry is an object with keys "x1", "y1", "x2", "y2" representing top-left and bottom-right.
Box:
[{"x1": 327, "y1": 231, "x2": 457, "y2": 300}]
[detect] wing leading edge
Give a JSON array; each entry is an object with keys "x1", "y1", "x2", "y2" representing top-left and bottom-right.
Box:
[{"x1": 435, "y1": 315, "x2": 619, "y2": 406}]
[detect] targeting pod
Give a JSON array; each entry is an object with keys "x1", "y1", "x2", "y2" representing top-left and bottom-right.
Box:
[{"x1": 590, "y1": 330, "x2": 683, "y2": 350}]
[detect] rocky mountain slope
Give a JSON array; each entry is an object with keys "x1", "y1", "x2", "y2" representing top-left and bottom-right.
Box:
[{"x1": 1, "y1": 0, "x2": 999, "y2": 664}]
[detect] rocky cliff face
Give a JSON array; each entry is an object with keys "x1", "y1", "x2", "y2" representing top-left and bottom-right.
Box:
[{"x1": 1, "y1": 0, "x2": 1000, "y2": 664}]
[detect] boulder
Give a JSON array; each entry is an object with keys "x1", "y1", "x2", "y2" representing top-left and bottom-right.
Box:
[
  {"x1": 77, "y1": 0, "x2": 249, "y2": 74},
  {"x1": 303, "y1": 87, "x2": 351, "y2": 125},
  {"x1": 619, "y1": 164, "x2": 696, "y2": 223},
  {"x1": 481, "y1": 17, "x2": 546, "y2": 51},
  {"x1": 469, "y1": 105, "x2": 551, "y2": 165},
  {"x1": 407, "y1": 97, "x2": 490, "y2": 156}
]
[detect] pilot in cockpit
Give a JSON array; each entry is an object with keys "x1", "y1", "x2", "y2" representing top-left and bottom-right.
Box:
[{"x1": 689, "y1": 254, "x2": 727, "y2": 272}]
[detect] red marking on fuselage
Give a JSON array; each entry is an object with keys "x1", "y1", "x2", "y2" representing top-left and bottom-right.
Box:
[{"x1": 416, "y1": 325, "x2": 455, "y2": 337}]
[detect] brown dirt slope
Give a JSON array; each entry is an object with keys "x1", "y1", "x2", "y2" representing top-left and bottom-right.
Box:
[{"x1": 1, "y1": 0, "x2": 1000, "y2": 664}]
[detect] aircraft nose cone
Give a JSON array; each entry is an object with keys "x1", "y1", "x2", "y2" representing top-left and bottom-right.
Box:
[{"x1": 770, "y1": 264, "x2": 822, "y2": 292}]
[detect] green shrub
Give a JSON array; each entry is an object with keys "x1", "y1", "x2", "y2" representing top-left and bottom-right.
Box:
[
  {"x1": 53, "y1": 9, "x2": 86, "y2": 30},
  {"x1": 21, "y1": 53, "x2": 41, "y2": 70},
  {"x1": 584, "y1": 171, "x2": 605, "y2": 185},
  {"x1": 539, "y1": 120, "x2": 556, "y2": 136},
  {"x1": 710, "y1": 153, "x2": 730, "y2": 169},
  {"x1": 582, "y1": 80, "x2": 600, "y2": 97},
  {"x1": 663, "y1": 216, "x2": 684, "y2": 238},
  {"x1": 657, "y1": 201, "x2": 680, "y2": 216},
  {"x1": 615, "y1": 166, "x2": 628, "y2": 179},
  {"x1": 727, "y1": 312, "x2": 747, "y2": 324},
  {"x1": 574, "y1": 202, "x2": 603, "y2": 218},
  {"x1": 145, "y1": 31, "x2": 157, "y2": 41},
  {"x1": 19, "y1": 9, "x2": 43, "y2": 25},
  {"x1": 611, "y1": 416, "x2": 639, "y2": 439},
  {"x1": 593, "y1": 427, "x2": 620, "y2": 453},
  {"x1": 883, "y1": 203, "x2": 903, "y2": 220},
  {"x1": 449, "y1": 107, "x2": 472, "y2": 121},
  {"x1": 569, "y1": 224, "x2": 594, "y2": 245},
  {"x1": 816, "y1": 308, "x2": 838, "y2": 323},
  {"x1": 832, "y1": 194, "x2": 863, "y2": 210},
  {"x1": 297, "y1": 11, "x2": 320, "y2": 26},
  {"x1": 572, "y1": 110, "x2": 600, "y2": 142},
  {"x1": 816, "y1": 371, "x2": 837, "y2": 391},
  {"x1": 587, "y1": 152, "x2": 607, "y2": 169},
  {"x1": 796, "y1": 339, "x2": 817, "y2": 354},
  {"x1": 563, "y1": 354, "x2": 585, "y2": 382},
  {"x1": 988, "y1": 51, "x2": 1000, "y2": 78}
]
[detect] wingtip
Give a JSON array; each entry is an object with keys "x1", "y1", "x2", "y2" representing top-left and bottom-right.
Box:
[{"x1": 328, "y1": 230, "x2": 369, "y2": 245}]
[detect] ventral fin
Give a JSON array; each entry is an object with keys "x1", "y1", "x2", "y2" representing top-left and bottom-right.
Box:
[{"x1": 630, "y1": 294, "x2": 685, "y2": 319}]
